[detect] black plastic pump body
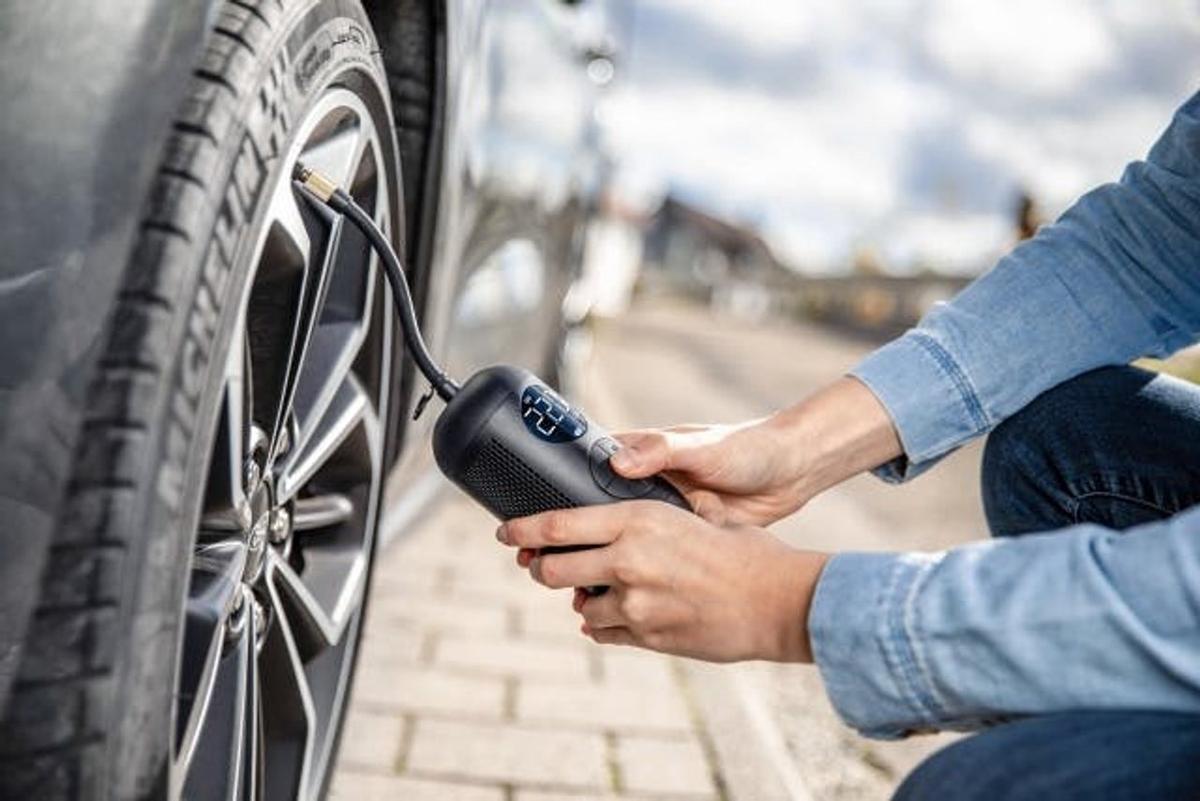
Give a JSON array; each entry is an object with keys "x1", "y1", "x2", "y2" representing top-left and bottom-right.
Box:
[{"x1": 433, "y1": 365, "x2": 691, "y2": 521}]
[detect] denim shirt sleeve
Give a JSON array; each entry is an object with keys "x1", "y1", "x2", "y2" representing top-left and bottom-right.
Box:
[
  {"x1": 812, "y1": 91, "x2": 1200, "y2": 738},
  {"x1": 809, "y1": 508, "x2": 1200, "y2": 738},
  {"x1": 852, "y1": 91, "x2": 1200, "y2": 481}
]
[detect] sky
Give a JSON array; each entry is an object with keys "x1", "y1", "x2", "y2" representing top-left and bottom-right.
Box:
[{"x1": 603, "y1": 0, "x2": 1200, "y2": 275}]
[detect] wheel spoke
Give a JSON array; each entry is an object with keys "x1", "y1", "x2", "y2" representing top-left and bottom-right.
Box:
[
  {"x1": 266, "y1": 548, "x2": 365, "y2": 656},
  {"x1": 177, "y1": 581, "x2": 254, "y2": 801},
  {"x1": 268, "y1": 404, "x2": 380, "y2": 656},
  {"x1": 276, "y1": 374, "x2": 370, "y2": 503},
  {"x1": 301, "y1": 120, "x2": 370, "y2": 193},
  {"x1": 202, "y1": 320, "x2": 251, "y2": 532},
  {"x1": 240, "y1": 603, "x2": 262, "y2": 801},
  {"x1": 176, "y1": 542, "x2": 247, "y2": 776},
  {"x1": 287, "y1": 295, "x2": 374, "y2": 460},
  {"x1": 283, "y1": 198, "x2": 380, "y2": 473},
  {"x1": 265, "y1": 179, "x2": 313, "y2": 273},
  {"x1": 292, "y1": 494, "x2": 355, "y2": 531},
  {"x1": 261, "y1": 575, "x2": 317, "y2": 801},
  {"x1": 265, "y1": 212, "x2": 343, "y2": 463}
]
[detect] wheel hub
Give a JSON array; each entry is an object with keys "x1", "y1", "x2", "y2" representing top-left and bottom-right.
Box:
[{"x1": 241, "y1": 427, "x2": 275, "y2": 583}]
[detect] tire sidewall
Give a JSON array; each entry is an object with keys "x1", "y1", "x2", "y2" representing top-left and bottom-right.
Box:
[{"x1": 104, "y1": 3, "x2": 400, "y2": 798}]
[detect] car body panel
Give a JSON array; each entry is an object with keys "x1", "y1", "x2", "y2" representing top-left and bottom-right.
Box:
[{"x1": 0, "y1": 0, "x2": 215, "y2": 712}]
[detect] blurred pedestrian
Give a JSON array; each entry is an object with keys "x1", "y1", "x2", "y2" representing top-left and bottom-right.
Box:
[{"x1": 1014, "y1": 188, "x2": 1042, "y2": 241}]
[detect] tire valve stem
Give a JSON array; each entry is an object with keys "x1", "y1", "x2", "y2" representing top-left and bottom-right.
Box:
[{"x1": 293, "y1": 163, "x2": 337, "y2": 202}]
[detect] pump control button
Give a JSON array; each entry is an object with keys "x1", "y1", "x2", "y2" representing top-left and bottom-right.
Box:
[
  {"x1": 589, "y1": 438, "x2": 620, "y2": 491},
  {"x1": 593, "y1": 437, "x2": 620, "y2": 458},
  {"x1": 606, "y1": 475, "x2": 656, "y2": 500},
  {"x1": 589, "y1": 438, "x2": 655, "y2": 500}
]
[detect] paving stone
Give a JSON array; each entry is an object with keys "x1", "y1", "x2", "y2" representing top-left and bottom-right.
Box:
[
  {"x1": 438, "y1": 552, "x2": 524, "y2": 588},
  {"x1": 372, "y1": 577, "x2": 447, "y2": 604},
  {"x1": 454, "y1": 568, "x2": 540, "y2": 601},
  {"x1": 330, "y1": 772, "x2": 504, "y2": 801},
  {"x1": 441, "y1": 545, "x2": 552, "y2": 596},
  {"x1": 371, "y1": 554, "x2": 455, "y2": 596},
  {"x1": 358, "y1": 619, "x2": 426, "y2": 666},
  {"x1": 602, "y1": 648, "x2": 679, "y2": 690},
  {"x1": 436, "y1": 634, "x2": 592, "y2": 681},
  {"x1": 406, "y1": 719, "x2": 610, "y2": 791},
  {"x1": 368, "y1": 592, "x2": 511, "y2": 636},
  {"x1": 445, "y1": 571, "x2": 560, "y2": 607},
  {"x1": 515, "y1": 793, "x2": 658, "y2": 801},
  {"x1": 353, "y1": 664, "x2": 506, "y2": 718},
  {"x1": 617, "y1": 735, "x2": 717, "y2": 798},
  {"x1": 517, "y1": 679, "x2": 692, "y2": 732},
  {"x1": 336, "y1": 709, "x2": 406, "y2": 770},
  {"x1": 515, "y1": 591, "x2": 588, "y2": 641}
]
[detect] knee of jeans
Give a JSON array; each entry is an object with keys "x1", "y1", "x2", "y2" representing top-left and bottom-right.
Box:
[
  {"x1": 892, "y1": 743, "x2": 980, "y2": 801},
  {"x1": 979, "y1": 369, "x2": 1121, "y2": 536},
  {"x1": 981, "y1": 415, "x2": 1053, "y2": 536},
  {"x1": 893, "y1": 735, "x2": 1013, "y2": 801}
]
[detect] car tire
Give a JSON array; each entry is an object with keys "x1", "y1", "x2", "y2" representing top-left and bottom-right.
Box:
[{"x1": 0, "y1": 1, "x2": 404, "y2": 799}]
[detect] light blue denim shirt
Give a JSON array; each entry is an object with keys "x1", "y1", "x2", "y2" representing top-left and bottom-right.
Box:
[{"x1": 809, "y1": 92, "x2": 1200, "y2": 739}]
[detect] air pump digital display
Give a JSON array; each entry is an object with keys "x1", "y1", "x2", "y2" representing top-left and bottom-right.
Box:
[{"x1": 520, "y1": 384, "x2": 588, "y2": 443}]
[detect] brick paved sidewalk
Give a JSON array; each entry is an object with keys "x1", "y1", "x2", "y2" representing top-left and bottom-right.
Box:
[{"x1": 330, "y1": 496, "x2": 724, "y2": 801}]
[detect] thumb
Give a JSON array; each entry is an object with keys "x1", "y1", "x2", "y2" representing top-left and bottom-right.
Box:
[
  {"x1": 610, "y1": 430, "x2": 672, "y2": 478},
  {"x1": 687, "y1": 489, "x2": 728, "y2": 525}
]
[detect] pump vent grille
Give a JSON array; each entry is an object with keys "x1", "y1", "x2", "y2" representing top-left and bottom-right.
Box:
[{"x1": 461, "y1": 438, "x2": 577, "y2": 520}]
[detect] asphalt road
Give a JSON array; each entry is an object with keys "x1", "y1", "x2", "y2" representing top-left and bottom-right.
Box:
[{"x1": 581, "y1": 296, "x2": 987, "y2": 800}]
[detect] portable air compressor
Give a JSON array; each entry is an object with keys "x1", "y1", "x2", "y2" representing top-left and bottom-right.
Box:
[
  {"x1": 432, "y1": 365, "x2": 689, "y2": 519},
  {"x1": 295, "y1": 164, "x2": 691, "y2": 533}
]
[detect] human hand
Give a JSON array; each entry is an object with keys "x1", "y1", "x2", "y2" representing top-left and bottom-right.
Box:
[
  {"x1": 610, "y1": 376, "x2": 903, "y2": 526},
  {"x1": 609, "y1": 419, "x2": 805, "y2": 527},
  {"x1": 497, "y1": 501, "x2": 828, "y2": 663}
]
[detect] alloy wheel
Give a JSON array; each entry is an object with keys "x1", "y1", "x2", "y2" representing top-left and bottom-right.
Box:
[{"x1": 170, "y1": 88, "x2": 395, "y2": 801}]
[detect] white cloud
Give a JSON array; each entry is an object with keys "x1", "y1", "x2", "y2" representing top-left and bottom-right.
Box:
[
  {"x1": 681, "y1": 0, "x2": 816, "y2": 51},
  {"x1": 924, "y1": 1, "x2": 1113, "y2": 98}
]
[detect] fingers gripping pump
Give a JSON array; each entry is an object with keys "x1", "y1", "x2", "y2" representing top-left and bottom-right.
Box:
[{"x1": 294, "y1": 165, "x2": 691, "y2": 537}]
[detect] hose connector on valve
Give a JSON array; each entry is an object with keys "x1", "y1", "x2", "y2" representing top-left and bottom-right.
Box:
[{"x1": 293, "y1": 162, "x2": 460, "y2": 402}]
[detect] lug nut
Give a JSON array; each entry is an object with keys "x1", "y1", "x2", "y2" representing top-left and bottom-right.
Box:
[
  {"x1": 252, "y1": 599, "x2": 266, "y2": 636},
  {"x1": 236, "y1": 499, "x2": 253, "y2": 531},
  {"x1": 244, "y1": 459, "x2": 261, "y2": 492},
  {"x1": 269, "y1": 508, "x2": 290, "y2": 544},
  {"x1": 226, "y1": 587, "x2": 250, "y2": 641},
  {"x1": 248, "y1": 516, "x2": 267, "y2": 552}
]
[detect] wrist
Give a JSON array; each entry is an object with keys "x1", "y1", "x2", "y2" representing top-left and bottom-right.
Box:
[
  {"x1": 768, "y1": 548, "x2": 829, "y2": 662},
  {"x1": 766, "y1": 376, "x2": 902, "y2": 503}
]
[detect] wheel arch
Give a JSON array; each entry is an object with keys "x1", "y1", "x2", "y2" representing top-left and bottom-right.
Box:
[{"x1": 361, "y1": 0, "x2": 450, "y2": 466}]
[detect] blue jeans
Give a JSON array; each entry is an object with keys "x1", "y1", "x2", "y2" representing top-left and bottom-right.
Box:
[{"x1": 895, "y1": 366, "x2": 1200, "y2": 800}]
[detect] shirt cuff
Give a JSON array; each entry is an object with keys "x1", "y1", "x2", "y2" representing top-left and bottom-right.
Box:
[
  {"x1": 808, "y1": 551, "x2": 945, "y2": 739},
  {"x1": 850, "y1": 331, "x2": 992, "y2": 482}
]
